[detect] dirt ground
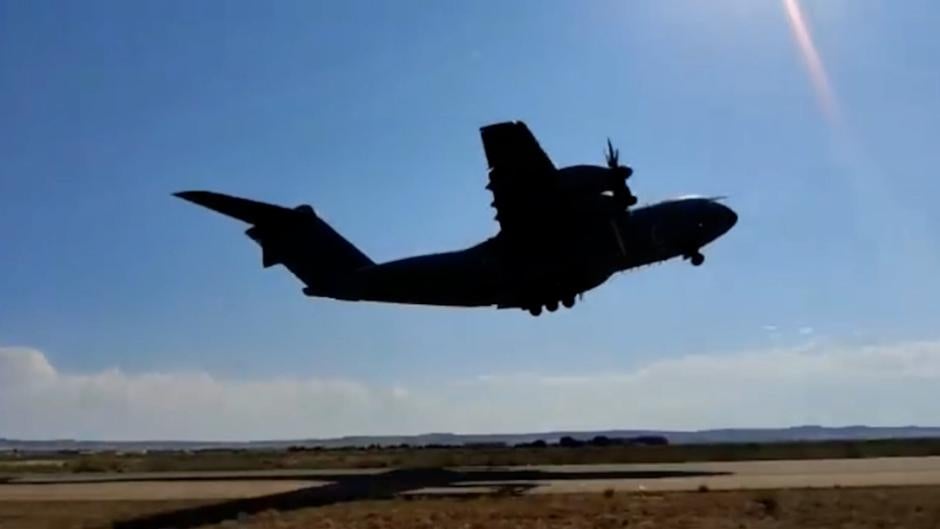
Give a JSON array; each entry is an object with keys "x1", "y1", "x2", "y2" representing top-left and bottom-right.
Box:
[
  {"x1": 204, "y1": 487, "x2": 940, "y2": 529},
  {"x1": 1, "y1": 486, "x2": 939, "y2": 529}
]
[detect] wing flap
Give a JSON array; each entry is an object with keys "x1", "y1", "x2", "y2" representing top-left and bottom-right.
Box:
[{"x1": 479, "y1": 121, "x2": 557, "y2": 234}]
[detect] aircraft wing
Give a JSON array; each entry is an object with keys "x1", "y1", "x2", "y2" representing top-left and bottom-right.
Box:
[{"x1": 480, "y1": 121, "x2": 557, "y2": 236}]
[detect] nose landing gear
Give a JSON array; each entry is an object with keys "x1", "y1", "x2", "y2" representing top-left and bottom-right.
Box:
[{"x1": 686, "y1": 250, "x2": 705, "y2": 267}]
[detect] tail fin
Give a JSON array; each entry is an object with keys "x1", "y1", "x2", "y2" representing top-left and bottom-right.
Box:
[{"x1": 175, "y1": 191, "x2": 373, "y2": 294}]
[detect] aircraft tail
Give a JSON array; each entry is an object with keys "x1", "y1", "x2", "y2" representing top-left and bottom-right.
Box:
[{"x1": 174, "y1": 191, "x2": 374, "y2": 294}]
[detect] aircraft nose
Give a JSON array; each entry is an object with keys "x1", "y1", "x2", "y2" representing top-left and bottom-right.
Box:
[
  {"x1": 720, "y1": 204, "x2": 738, "y2": 232},
  {"x1": 704, "y1": 201, "x2": 737, "y2": 241}
]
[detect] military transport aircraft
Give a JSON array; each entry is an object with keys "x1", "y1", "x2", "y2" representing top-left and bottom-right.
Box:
[{"x1": 176, "y1": 121, "x2": 737, "y2": 316}]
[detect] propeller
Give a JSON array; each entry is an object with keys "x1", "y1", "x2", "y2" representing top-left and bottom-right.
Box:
[
  {"x1": 605, "y1": 138, "x2": 633, "y2": 179},
  {"x1": 605, "y1": 138, "x2": 637, "y2": 207}
]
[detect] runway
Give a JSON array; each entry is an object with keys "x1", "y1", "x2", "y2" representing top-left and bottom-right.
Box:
[
  {"x1": 3, "y1": 456, "x2": 940, "y2": 501},
  {"x1": 472, "y1": 456, "x2": 940, "y2": 494}
]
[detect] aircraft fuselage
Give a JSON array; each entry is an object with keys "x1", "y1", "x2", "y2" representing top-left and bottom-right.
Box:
[
  {"x1": 320, "y1": 196, "x2": 737, "y2": 311},
  {"x1": 175, "y1": 121, "x2": 738, "y2": 315}
]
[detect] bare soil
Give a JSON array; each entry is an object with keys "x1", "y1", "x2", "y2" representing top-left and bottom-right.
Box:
[
  {"x1": 1, "y1": 486, "x2": 938, "y2": 529},
  {"x1": 205, "y1": 487, "x2": 940, "y2": 529}
]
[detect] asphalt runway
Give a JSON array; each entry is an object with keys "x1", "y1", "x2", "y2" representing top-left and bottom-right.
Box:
[
  {"x1": 3, "y1": 456, "x2": 940, "y2": 501},
  {"x1": 481, "y1": 456, "x2": 940, "y2": 493},
  {"x1": 0, "y1": 480, "x2": 326, "y2": 501}
]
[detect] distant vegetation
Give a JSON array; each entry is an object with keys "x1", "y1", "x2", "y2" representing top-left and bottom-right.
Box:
[{"x1": 3, "y1": 437, "x2": 940, "y2": 475}]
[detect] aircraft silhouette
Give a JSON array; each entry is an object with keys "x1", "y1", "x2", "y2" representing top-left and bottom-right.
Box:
[{"x1": 176, "y1": 121, "x2": 737, "y2": 316}]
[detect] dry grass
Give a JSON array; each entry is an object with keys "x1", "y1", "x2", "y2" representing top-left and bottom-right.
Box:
[
  {"x1": 206, "y1": 487, "x2": 940, "y2": 529},
  {"x1": 1, "y1": 486, "x2": 938, "y2": 528},
  {"x1": 2, "y1": 486, "x2": 924, "y2": 529}
]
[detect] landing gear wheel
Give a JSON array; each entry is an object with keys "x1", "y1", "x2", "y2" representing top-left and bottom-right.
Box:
[
  {"x1": 562, "y1": 295, "x2": 576, "y2": 309},
  {"x1": 528, "y1": 306, "x2": 543, "y2": 317},
  {"x1": 690, "y1": 252, "x2": 705, "y2": 267},
  {"x1": 546, "y1": 300, "x2": 559, "y2": 312}
]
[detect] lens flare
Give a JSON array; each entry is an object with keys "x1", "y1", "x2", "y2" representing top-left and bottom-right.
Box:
[{"x1": 783, "y1": 0, "x2": 839, "y2": 123}]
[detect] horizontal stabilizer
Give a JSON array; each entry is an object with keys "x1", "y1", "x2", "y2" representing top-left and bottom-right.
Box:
[
  {"x1": 175, "y1": 189, "x2": 374, "y2": 294},
  {"x1": 174, "y1": 191, "x2": 291, "y2": 225}
]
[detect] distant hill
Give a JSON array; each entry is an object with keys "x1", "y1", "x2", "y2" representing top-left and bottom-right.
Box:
[{"x1": 4, "y1": 426, "x2": 940, "y2": 453}]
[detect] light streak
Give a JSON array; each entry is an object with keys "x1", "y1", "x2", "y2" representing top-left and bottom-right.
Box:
[{"x1": 783, "y1": 0, "x2": 839, "y2": 123}]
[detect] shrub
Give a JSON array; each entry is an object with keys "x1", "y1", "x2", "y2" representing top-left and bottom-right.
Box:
[{"x1": 754, "y1": 493, "x2": 779, "y2": 517}]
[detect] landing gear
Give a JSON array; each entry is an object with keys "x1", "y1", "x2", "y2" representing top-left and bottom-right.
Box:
[
  {"x1": 526, "y1": 294, "x2": 577, "y2": 316},
  {"x1": 689, "y1": 251, "x2": 705, "y2": 267},
  {"x1": 562, "y1": 295, "x2": 576, "y2": 309}
]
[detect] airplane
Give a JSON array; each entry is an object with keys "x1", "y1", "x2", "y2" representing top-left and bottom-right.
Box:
[{"x1": 175, "y1": 121, "x2": 737, "y2": 316}]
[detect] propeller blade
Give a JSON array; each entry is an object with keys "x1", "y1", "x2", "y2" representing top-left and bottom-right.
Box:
[{"x1": 605, "y1": 138, "x2": 619, "y2": 168}]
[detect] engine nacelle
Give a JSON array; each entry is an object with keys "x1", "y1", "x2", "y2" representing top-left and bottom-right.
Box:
[{"x1": 556, "y1": 165, "x2": 637, "y2": 206}]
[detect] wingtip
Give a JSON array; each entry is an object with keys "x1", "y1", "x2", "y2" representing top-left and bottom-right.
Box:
[
  {"x1": 173, "y1": 190, "x2": 212, "y2": 203},
  {"x1": 170, "y1": 190, "x2": 290, "y2": 224}
]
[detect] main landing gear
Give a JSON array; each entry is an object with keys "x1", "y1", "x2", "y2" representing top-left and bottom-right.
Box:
[{"x1": 527, "y1": 294, "x2": 578, "y2": 316}]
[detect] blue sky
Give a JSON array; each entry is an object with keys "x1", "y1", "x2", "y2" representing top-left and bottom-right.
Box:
[{"x1": 2, "y1": 1, "x2": 940, "y2": 439}]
